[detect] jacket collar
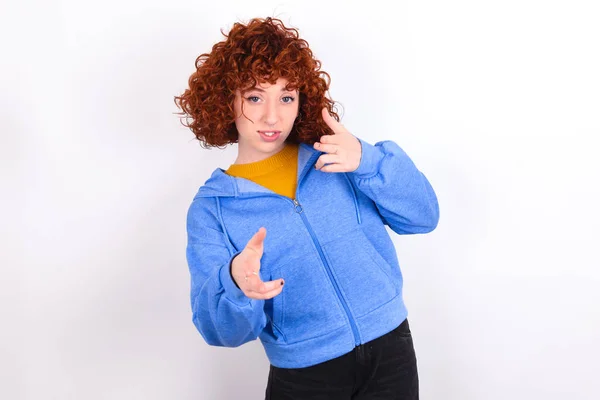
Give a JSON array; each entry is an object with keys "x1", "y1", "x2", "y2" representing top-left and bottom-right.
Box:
[{"x1": 196, "y1": 142, "x2": 319, "y2": 198}]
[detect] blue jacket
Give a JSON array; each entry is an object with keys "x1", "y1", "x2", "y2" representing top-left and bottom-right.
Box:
[{"x1": 186, "y1": 137, "x2": 439, "y2": 368}]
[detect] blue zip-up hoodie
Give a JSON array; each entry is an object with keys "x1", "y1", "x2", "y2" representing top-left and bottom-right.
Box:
[{"x1": 186, "y1": 137, "x2": 439, "y2": 368}]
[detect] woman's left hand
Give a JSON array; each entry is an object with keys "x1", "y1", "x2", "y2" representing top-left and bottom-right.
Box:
[{"x1": 313, "y1": 107, "x2": 362, "y2": 173}]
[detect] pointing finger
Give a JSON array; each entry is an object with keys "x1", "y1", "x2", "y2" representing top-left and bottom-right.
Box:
[
  {"x1": 321, "y1": 107, "x2": 347, "y2": 135},
  {"x1": 245, "y1": 227, "x2": 266, "y2": 259}
]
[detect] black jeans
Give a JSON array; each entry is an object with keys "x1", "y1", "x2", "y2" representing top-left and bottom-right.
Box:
[{"x1": 265, "y1": 319, "x2": 418, "y2": 399}]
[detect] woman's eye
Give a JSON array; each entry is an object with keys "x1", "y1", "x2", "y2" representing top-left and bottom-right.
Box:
[{"x1": 245, "y1": 96, "x2": 295, "y2": 103}]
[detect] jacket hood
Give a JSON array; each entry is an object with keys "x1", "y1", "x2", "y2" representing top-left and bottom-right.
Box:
[{"x1": 195, "y1": 142, "x2": 320, "y2": 199}]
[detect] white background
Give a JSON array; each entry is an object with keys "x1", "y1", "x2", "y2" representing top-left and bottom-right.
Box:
[{"x1": 2, "y1": 0, "x2": 599, "y2": 399}]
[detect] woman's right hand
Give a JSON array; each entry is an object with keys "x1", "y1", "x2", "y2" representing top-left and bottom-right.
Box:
[{"x1": 231, "y1": 227, "x2": 285, "y2": 300}]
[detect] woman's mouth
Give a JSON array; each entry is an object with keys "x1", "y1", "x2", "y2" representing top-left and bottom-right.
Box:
[{"x1": 258, "y1": 131, "x2": 281, "y2": 142}]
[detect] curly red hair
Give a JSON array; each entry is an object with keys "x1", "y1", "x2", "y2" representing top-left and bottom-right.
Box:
[{"x1": 173, "y1": 17, "x2": 341, "y2": 149}]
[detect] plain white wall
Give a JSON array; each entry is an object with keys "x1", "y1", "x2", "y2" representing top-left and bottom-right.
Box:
[{"x1": 3, "y1": 0, "x2": 599, "y2": 399}]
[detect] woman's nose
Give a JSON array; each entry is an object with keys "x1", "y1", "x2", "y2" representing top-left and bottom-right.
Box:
[{"x1": 264, "y1": 102, "x2": 278, "y2": 126}]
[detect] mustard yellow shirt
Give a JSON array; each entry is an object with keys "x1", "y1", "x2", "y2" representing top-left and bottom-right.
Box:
[{"x1": 225, "y1": 143, "x2": 299, "y2": 199}]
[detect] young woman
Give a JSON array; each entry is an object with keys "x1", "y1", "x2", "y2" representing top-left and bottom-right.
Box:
[{"x1": 174, "y1": 17, "x2": 439, "y2": 400}]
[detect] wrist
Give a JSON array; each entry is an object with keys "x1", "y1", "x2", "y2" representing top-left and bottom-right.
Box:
[{"x1": 230, "y1": 254, "x2": 240, "y2": 289}]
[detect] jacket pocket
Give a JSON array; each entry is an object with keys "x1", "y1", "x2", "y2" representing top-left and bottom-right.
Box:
[
  {"x1": 321, "y1": 227, "x2": 400, "y2": 318},
  {"x1": 267, "y1": 255, "x2": 347, "y2": 344}
]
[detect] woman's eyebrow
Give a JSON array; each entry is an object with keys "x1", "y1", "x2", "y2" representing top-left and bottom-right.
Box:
[{"x1": 250, "y1": 87, "x2": 296, "y2": 92}]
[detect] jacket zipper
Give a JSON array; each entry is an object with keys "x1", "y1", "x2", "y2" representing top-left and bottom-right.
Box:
[
  {"x1": 293, "y1": 198, "x2": 362, "y2": 346},
  {"x1": 239, "y1": 192, "x2": 362, "y2": 347}
]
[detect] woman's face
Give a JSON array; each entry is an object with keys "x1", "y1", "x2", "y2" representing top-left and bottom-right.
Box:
[{"x1": 232, "y1": 77, "x2": 300, "y2": 164}]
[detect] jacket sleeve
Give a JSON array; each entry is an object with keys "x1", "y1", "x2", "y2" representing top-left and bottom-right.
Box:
[
  {"x1": 348, "y1": 137, "x2": 440, "y2": 235},
  {"x1": 186, "y1": 198, "x2": 267, "y2": 347}
]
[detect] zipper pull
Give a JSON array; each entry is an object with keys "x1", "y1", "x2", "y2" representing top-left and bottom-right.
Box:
[{"x1": 292, "y1": 198, "x2": 303, "y2": 214}]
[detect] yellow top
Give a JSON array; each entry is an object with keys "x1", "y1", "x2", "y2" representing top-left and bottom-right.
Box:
[{"x1": 225, "y1": 143, "x2": 299, "y2": 199}]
